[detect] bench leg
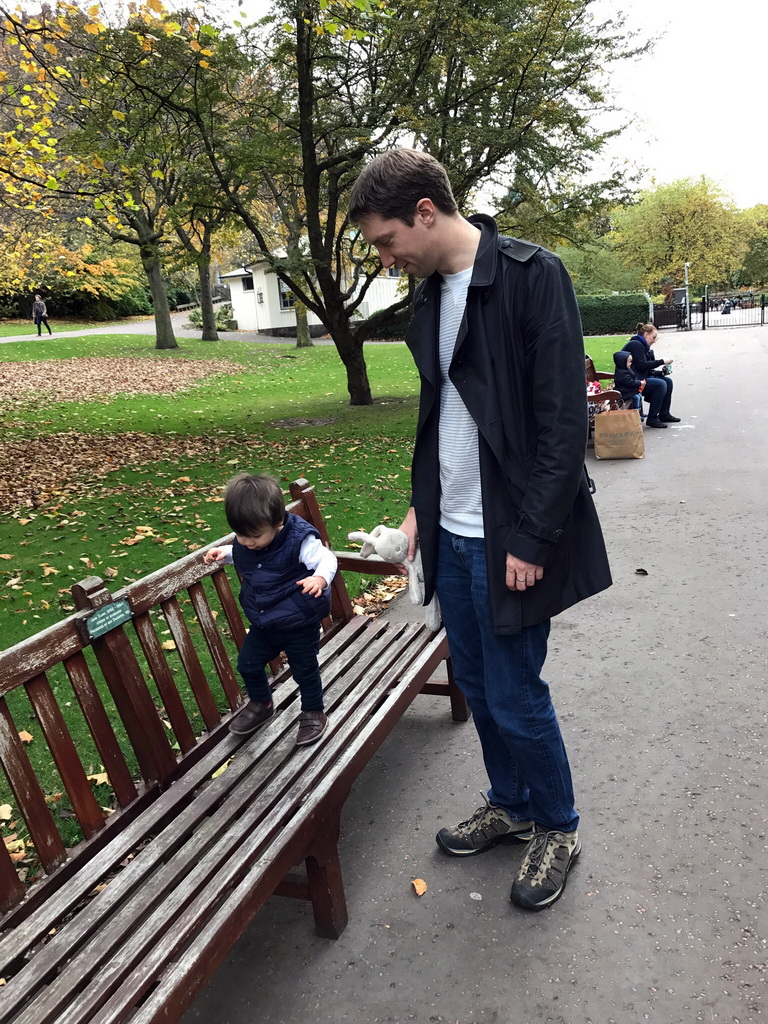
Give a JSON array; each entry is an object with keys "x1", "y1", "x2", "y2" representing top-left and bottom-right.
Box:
[
  {"x1": 305, "y1": 822, "x2": 348, "y2": 939},
  {"x1": 447, "y1": 657, "x2": 470, "y2": 722}
]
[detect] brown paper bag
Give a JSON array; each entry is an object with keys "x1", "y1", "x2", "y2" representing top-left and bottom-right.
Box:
[{"x1": 593, "y1": 408, "x2": 645, "y2": 459}]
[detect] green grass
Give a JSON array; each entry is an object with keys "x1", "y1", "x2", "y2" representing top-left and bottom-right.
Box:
[
  {"x1": 0, "y1": 319, "x2": 139, "y2": 337},
  {"x1": 582, "y1": 334, "x2": 630, "y2": 373}
]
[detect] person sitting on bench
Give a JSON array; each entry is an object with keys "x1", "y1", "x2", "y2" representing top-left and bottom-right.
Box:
[{"x1": 623, "y1": 323, "x2": 680, "y2": 429}]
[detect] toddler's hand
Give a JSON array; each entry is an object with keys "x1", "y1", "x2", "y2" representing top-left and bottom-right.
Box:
[
  {"x1": 297, "y1": 575, "x2": 327, "y2": 597},
  {"x1": 203, "y1": 548, "x2": 226, "y2": 565}
]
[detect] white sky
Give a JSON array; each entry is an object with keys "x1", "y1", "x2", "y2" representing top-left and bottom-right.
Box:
[
  {"x1": 207, "y1": 0, "x2": 768, "y2": 210},
  {"x1": 592, "y1": 0, "x2": 768, "y2": 209}
]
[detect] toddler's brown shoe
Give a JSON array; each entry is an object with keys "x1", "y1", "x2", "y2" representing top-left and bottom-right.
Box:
[
  {"x1": 296, "y1": 711, "x2": 328, "y2": 746},
  {"x1": 228, "y1": 700, "x2": 274, "y2": 736}
]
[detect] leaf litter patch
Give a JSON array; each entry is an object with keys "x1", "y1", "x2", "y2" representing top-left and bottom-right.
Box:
[
  {"x1": 268, "y1": 416, "x2": 338, "y2": 428},
  {"x1": 0, "y1": 356, "x2": 241, "y2": 404},
  {"x1": 0, "y1": 430, "x2": 412, "y2": 512}
]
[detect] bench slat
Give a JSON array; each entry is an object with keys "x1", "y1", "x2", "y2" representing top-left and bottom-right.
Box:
[
  {"x1": 0, "y1": 834, "x2": 26, "y2": 914},
  {"x1": 63, "y1": 653, "x2": 137, "y2": 809},
  {"x1": 0, "y1": 616, "x2": 87, "y2": 697},
  {"x1": 210, "y1": 568, "x2": 246, "y2": 648},
  {"x1": 0, "y1": 699, "x2": 67, "y2": 874},
  {"x1": 24, "y1": 675, "x2": 105, "y2": 841},
  {"x1": 131, "y1": 613, "x2": 197, "y2": 756},
  {"x1": 87, "y1": 626, "x2": 178, "y2": 785},
  {"x1": 187, "y1": 581, "x2": 241, "y2": 711},
  {"x1": 160, "y1": 595, "x2": 221, "y2": 731},
  {"x1": 8, "y1": 623, "x2": 421, "y2": 1023}
]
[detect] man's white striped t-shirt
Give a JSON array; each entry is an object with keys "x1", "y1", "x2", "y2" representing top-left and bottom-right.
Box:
[{"x1": 438, "y1": 267, "x2": 484, "y2": 538}]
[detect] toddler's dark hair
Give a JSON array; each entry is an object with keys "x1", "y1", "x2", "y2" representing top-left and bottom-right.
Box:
[{"x1": 223, "y1": 474, "x2": 285, "y2": 535}]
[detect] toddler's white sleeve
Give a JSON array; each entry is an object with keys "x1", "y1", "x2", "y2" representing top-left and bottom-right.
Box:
[{"x1": 300, "y1": 536, "x2": 337, "y2": 585}]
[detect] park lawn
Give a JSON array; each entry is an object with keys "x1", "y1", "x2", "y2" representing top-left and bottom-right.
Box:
[
  {"x1": 582, "y1": 334, "x2": 629, "y2": 373},
  {"x1": 0, "y1": 330, "x2": 620, "y2": 832}
]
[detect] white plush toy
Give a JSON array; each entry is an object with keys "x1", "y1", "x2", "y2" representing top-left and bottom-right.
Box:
[{"x1": 348, "y1": 525, "x2": 442, "y2": 632}]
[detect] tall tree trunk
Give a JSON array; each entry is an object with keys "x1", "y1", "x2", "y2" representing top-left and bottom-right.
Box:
[
  {"x1": 328, "y1": 313, "x2": 372, "y2": 404},
  {"x1": 295, "y1": 302, "x2": 312, "y2": 348},
  {"x1": 141, "y1": 248, "x2": 177, "y2": 350},
  {"x1": 198, "y1": 255, "x2": 218, "y2": 341}
]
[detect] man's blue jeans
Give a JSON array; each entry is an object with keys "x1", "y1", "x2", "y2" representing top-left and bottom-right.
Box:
[{"x1": 434, "y1": 528, "x2": 579, "y2": 833}]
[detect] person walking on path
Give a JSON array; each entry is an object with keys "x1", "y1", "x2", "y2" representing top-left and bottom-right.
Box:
[
  {"x1": 32, "y1": 294, "x2": 52, "y2": 336},
  {"x1": 349, "y1": 149, "x2": 612, "y2": 911},
  {"x1": 623, "y1": 323, "x2": 679, "y2": 428}
]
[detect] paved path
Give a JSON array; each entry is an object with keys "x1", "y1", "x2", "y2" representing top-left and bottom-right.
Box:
[
  {"x1": 178, "y1": 324, "x2": 768, "y2": 1024},
  {"x1": 0, "y1": 312, "x2": 334, "y2": 346}
]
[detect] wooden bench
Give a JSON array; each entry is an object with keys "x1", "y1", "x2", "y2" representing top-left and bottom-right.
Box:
[{"x1": 0, "y1": 478, "x2": 466, "y2": 1023}]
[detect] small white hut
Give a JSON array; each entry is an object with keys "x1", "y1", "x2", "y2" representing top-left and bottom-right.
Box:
[{"x1": 221, "y1": 261, "x2": 403, "y2": 335}]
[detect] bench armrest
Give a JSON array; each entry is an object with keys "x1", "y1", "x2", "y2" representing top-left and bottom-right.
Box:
[{"x1": 332, "y1": 550, "x2": 403, "y2": 576}]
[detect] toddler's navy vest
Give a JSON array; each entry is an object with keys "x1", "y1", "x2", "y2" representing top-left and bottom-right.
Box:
[{"x1": 233, "y1": 512, "x2": 332, "y2": 631}]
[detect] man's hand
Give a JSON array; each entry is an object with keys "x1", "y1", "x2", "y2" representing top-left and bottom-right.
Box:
[
  {"x1": 297, "y1": 575, "x2": 328, "y2": 597},
  {"x1": 506, "y1": 554, "x2": 544, "y2": 592},
  {"x1": 395, "y1": 507, "x2": 419, "y2": 576}
]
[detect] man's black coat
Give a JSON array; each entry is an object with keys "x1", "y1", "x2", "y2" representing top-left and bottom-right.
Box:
[{"x1": 405, "y1": 214, "x2": 612, "y2": 635}]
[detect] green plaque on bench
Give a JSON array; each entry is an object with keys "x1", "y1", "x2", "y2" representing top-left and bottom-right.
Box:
[{"x1": 85, "y1": 599, "x2": 133, "y2": 640}]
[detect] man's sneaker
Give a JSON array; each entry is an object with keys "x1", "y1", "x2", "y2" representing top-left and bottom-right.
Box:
[
  {"x1": 436, "y1": 795, "x2": 534, "y2": 856},
  {"x1": 509, "y1": 826, "x2": 581, "y2": 910}
]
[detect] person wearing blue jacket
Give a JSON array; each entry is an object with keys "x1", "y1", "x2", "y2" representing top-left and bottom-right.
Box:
[
  {"x1": 623, "y1": 323, "x2": 680, "y2": 428},
  {"x1": 204, "y1": 473, "x2": 337, "y2": 746},
  {"x1": 612, "y1": 351, "x2": 645, "y2": 418}
]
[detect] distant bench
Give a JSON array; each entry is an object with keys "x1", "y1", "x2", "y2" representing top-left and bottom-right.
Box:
[
  {"x1": 0, "y1": 477, "x2": 467, "y2": 1023},
  {"x1": 174, "y1": 297, "x2": 225, "y2": 312}
]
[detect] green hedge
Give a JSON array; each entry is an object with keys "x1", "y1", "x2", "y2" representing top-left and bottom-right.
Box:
[
  {"x1": 365, "y1": 292, "x2": 649, "y2": 340},
  {"x1": 577, "y1": 293, "x2": 649, "y2": 336}
]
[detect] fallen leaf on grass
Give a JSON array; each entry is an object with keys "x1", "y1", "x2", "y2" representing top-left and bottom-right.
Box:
[
  {"x1": 0, "y1": 554, "x2": 13, "y2": 560},
  {"x1": 87, "y1": 772, "x2": 110, "y2": 786},
  {"x1": 4, "y1": 838, "x2": 26, "y2": 860},
  {"x1": 411, "y1": 878, "x2": 428, "y2": 897},
  {"x1": 161, "y1": 639, "x2": 177, "y2": 651},
  {"x1": 0, "y1": 804, "x2": 12, "y2": 821},
  {"x1": 18, "y1": 730, "x2": 33, "y2": 744}
]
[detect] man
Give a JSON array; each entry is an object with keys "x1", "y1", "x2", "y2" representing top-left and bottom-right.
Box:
[{"x1": 349, "y1": 149, "x2": 612, "y2": 910}]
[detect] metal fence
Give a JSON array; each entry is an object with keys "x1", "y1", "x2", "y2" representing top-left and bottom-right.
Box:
[{"x1": 653, "y1": 293, "x2": 766, "y2": 330}]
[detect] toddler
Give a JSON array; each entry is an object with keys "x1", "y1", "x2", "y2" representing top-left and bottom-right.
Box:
[
  {"x1": 204, "y1": 473, "x2": 337, "y2": 746},
  {"x1": 613, "y1": 351, "x2": 646, "y2": 417}
]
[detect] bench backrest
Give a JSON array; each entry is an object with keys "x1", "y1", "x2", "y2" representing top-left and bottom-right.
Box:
[{"x1": 0, "y1": 478, "x2": 352, "y2": 915}]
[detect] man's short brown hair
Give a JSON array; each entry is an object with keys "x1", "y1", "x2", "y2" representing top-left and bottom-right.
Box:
[
  {"x1": 349, "y1": 148, "x2": 458, "y2": 225},
  {"x1": 223, "y1": 473, "x2": 285, "y2": 535}
]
